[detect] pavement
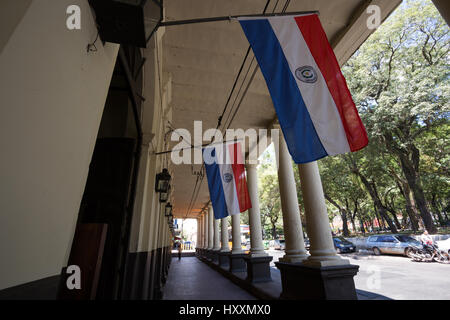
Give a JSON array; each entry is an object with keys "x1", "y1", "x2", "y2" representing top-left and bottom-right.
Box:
[
  {"x1": 163, "y1": 253, "x2": 391, "y2": 300},
  {"x1": 163, "y1": 256, "x2": 256, "y2": 300},
  {"x1": 267, "y1": 249, "x2": 450, "y2": 300}
]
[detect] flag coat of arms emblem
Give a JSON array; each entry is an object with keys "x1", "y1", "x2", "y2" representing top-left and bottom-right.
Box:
[
  {"x1": 238, "y1": 14, "x2": 368, "y2": 163},
  {"x1": 203, "y1": 142, "x2": 252, "y2": 219}
]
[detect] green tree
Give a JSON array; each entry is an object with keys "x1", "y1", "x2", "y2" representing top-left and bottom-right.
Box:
[
  {"x1": 342, "y1": 0, "x2": 449, "y2": 233},
  {"x1": 258, "y1": 149, "x2": 283, "y2": 239}
]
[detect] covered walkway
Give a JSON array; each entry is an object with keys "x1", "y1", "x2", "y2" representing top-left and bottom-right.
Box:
[
  {"x1": 163, "y1": 255, "x2": 391, "y2": 300},
  {"x1": 163, "y1": 257, "x2": 256, "y2": 300}
]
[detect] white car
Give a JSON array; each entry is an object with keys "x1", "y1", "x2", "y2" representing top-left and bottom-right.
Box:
[{"x1": 436, "y1": 238, "x2": 450, "y2": 254}]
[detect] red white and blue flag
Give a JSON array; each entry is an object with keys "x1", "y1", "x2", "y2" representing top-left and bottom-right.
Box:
[
  {"x1": 203, "y1": 142, "x2": 252, "y2": 219},
  {"x1": 238, "y1": 14, "x2": 368, "y2": 163}
]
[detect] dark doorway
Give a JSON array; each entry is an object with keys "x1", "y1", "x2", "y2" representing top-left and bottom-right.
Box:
[{"x1": 60, "y1": 45, "x2": 144, "y2": 300}]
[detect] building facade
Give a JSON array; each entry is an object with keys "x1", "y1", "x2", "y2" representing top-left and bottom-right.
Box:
[{"x1": 1, "y1": 0, "x2": 447, "y2": 300}]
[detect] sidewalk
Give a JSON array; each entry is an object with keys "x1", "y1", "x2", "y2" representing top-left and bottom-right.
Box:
[
  {"x1": 163, "y1": 257, "x2": 256, "y2": 300},
  {"x1": 198, "y1": 255, "x2": 392, "y2": 300}
]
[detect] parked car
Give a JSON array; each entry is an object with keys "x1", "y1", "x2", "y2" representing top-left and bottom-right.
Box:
[
  {"x1": 333, "y1": 236, "x2": 356, "y2": 253},
  {"x1": 436, "y1": 238, "x2": 450, "y2": 254},
  {"x1": 270, "y1": 239, "x2": 285, "y2": 250},
  {"x1": 366, "y1": 234, "x2": 422, "y2": 256}
]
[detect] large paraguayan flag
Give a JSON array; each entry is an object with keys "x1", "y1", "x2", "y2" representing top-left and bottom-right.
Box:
[
  {"x1": 203, "y1": 142, "x2": 252, "y2": 219},
  {"x1": 238, "y1": 14, "x2": 368, "y2": 163}
]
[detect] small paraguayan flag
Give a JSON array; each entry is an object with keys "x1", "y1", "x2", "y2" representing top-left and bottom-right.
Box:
[
  {"x1": 238, "y1": 14, "x2": 368, "y2": 164},
  {"x1": 203, "y1": 142, "x2": 252, "y2": 220}
]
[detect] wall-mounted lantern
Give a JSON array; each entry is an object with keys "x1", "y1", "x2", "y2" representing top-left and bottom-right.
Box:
[
  {"x1": 155, "y1": 168, "x2": 171, "y2": 193},
  {"x1": 164, "y1": 202, "x2": 173, "y2": 217},
  {"x1": 88, "y1": 0, "x2": 162, "y2": 48},
  {"x1": 159, "y1": 184, "x2": 170, "y2": 203}
]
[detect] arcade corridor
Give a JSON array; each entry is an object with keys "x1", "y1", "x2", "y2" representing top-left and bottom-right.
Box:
[{"x1": 163, "y1": 257, "x2": 255, "y2": 300}]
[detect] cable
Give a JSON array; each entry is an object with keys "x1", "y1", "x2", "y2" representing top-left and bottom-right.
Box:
[
  {"x1": 226, "y1": 64, "x2": 260, "y2": 129},
  {"x1": 221, "y1": 56, "x2": 256, "y2": 131}
]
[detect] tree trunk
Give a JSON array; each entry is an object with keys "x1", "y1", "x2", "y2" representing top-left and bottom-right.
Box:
[
  {"x1": 398, "y1": 149, "x2": 437, "y2": 233},
  {"x1": 340, "y1": 210, "x2": 350, "y2": 237},
  {"x1": 405, "y1": 189, "x2": 420, "y2": 231},
  {"x1": 386, "y1": 207, "x2": 402, "y2": 230},
  {"x1": 271, "y1": 223, "x2": 277, "y2": 240},
  {"x1": 324, "y1": 194, "x2": 350, "y2": 236},
  {"x1": 357, "y1": 211, "x2": 366, "y2": 234},
  {"x1": 372, "y1": 203, "x2": 383, "y2": 231},
  {"x1": 346, "y1": 156, "x2": 397, "y2": 232},
  {"x1": 393, "y1": 176, "x2": 420, "y2": 231},
  {"x1": 356, "y1": 173, "x2": 398, "y2": 233},
  {"x1": 349, "y1": 213, "x2": 357, "y2": 234},
  {"x1": 431, "y1": 194, "x2": 445, "y2": 227},
  {"x1": 345, "y1": 199, "x2": 357, "y2": 234}
]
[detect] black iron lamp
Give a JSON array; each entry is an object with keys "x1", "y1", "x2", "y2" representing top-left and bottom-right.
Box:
[
  {"x1": 155, "y1": 168, "x2": 171, "y2": 193},
  {"x1": 164, "y1": 202, "x2": 173, "y2": 217},
  {"x1": 159, "y1": 184, "x2": 170, "y2": 203},
  {"x1": 88, "y1": 0, "x2": 162, "y2": 48}
]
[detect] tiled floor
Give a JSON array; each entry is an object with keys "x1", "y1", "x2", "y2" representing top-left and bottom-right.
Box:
[{"x1": 163, "y1": 257, "x2": 256, "y2": 300}]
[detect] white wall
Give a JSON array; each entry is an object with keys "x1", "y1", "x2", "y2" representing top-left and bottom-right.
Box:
[{"x1": 0, "y1": 0, "x2": 118, "y2": 289}]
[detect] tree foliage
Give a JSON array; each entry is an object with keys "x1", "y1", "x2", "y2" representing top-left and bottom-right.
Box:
[
  {"x1": 256, "y1": 0, "x2": 448, "y2": 237},
  {"x1": 319, "y1": 0, "x2": 449, "y2": 234}
]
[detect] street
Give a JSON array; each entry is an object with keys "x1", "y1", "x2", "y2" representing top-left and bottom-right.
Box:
[{"x1": 266, "y1": 249, "x2": 450, "y2": 300}]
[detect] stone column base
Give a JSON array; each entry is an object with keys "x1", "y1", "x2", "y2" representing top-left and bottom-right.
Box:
[
  {"x1": 218, "y1": 251, "x2": 230, "y2": 268},
  {"x1": 244, "y1": 255, "x2": 273, "y2": 283},
  {"x1": 204, "y1": 249, "x2": 212, "y2": 260},
  {"x1": 275, "y1": 261, "x2": 359, "y2": 300},
  {"x1": 211, "y1": 250, "x2": 220, "y2": 264},
  {"x1": 229, "y1": 253, "x2": 247, "y2": 273}
]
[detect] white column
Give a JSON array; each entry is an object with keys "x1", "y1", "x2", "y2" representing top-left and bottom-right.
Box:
[
  {"x1": 204, "y1": 212, "x2": 209, "y2": 249},
  {"x1": 231, "y1": 213, "x2": 243, "y2": 254},
  {"x1": 200, "y1": 214, "x2": 205, "y2": 248},
  {"x1": 202, "y1": 213, "x2": 207, "y2": 249},
  {"x1": 196, "y1": 218, "x2": 200, "y2": 249},
  {"x1": 245, "y1": 162, "x2": 266, "y2": 257},
  {"x1": 298, "y1": 161, "x2": 348, "y2": 267},
  {"x1": 220, "y1": 217, "x2": 230, "y2": 252},
  {"x1": 213, "y1": 212, "x2": 221, "y2": 251},
  {"x1": 200, "y1": 215, "x2": 203, "y2": 248},
  {"x1": 208, "y1": 206, "x2": 214, "y2": 250},
  {"x1": 275, "y1": 135, "x2": 308, "y2": 263}
]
